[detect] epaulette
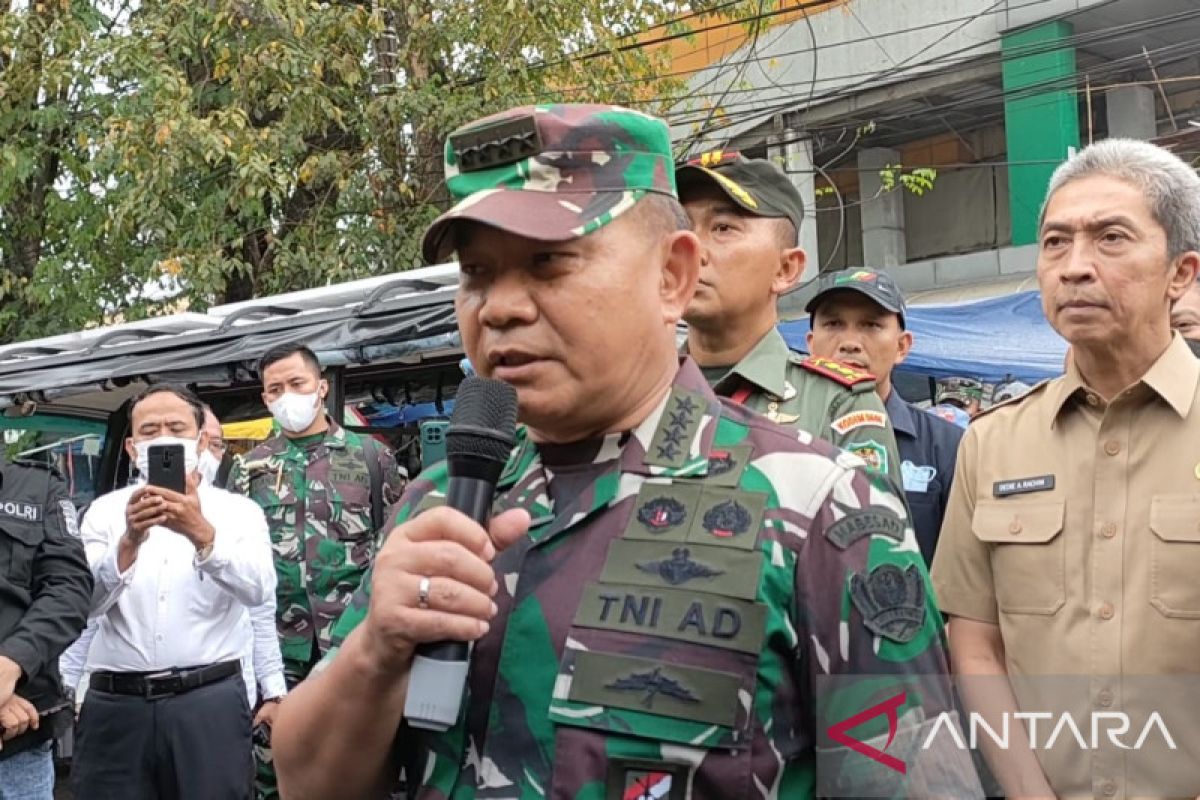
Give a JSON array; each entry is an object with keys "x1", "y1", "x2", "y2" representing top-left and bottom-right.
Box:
[
  {"x1": 971, "y1": 378, "x2": 1053, "y2": 421},
  {"x1": 794, "y1": 355, "x2": 877, "y2": 390}
]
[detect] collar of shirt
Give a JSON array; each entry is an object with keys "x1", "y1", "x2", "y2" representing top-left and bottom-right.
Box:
[
  {"x1": 493, "y1": 357, "x2": 724, "y2": 523},
  {"x1": 884, "y1": 388, "x2": 918, "y2": 439},
  {"x1": 686, "y1": 327, "x2": 792, "y2": 399},
  {"x1": 1049, "y1": 332, "x2": 1200, "y2": 423},
  {"x1": 275, "y1": 417, "x2": 348, "y2": 459}
]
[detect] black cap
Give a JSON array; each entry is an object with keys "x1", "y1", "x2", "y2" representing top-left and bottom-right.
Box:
[
  {"x1": 676, "y1": 151, "x2": 804, "y2": 244},
  {"x1": 805, "y1": 268, "x2": 907, "y2": 327}
]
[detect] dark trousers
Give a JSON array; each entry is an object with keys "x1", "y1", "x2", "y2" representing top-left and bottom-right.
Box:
[{"x1": 72, "y1": 673, "x2": 252, "y2": 800}]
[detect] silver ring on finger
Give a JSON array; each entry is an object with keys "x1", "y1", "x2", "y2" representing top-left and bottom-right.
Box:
[{"x1": 417, "y1": 576, "x2": 432, "y2": 610}]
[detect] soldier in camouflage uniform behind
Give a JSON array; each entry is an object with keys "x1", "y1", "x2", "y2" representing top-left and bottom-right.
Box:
[
  {"x1": 273, "y1": 105, "x2": 980, "y2": 799},
  {"x1": 227, "y1": 343, "x2": 406, "y2": 800},
  {"x1": 677, "y1": 152, "x2": 905, "y2": 486}
]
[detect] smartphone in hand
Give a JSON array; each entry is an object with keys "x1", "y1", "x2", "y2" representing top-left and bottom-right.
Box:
[{"x1": 147, "y1": 444, "x2": 187, "y2": 494}]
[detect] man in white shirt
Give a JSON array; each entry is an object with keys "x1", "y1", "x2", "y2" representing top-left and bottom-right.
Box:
[{"x1": 73, "y1": 385, "x2": 276, "y2": 800}]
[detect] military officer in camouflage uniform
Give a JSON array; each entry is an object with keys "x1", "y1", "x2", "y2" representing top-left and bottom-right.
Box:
[
  {"x1": 676, "y1": 152, "x2": 904, "y2": 486},
  {"x1": 227, "y1": 343, "x2": 406, "y2": 800},
  {"x1": 273, "y1": 104, "x2": 979, "y2": 800}
]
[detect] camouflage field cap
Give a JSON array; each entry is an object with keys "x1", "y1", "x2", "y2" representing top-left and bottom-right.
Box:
[
  {"x1": 421, "y1": 104, "x2": 676, "y2": 263},
  {"x1": 936, "y1": 377, "x2": 984, "y2": 407}
]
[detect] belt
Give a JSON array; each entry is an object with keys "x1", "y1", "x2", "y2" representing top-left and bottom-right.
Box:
[{"x1": 89, "y1": 660, "x2": 239, "y2": 700}]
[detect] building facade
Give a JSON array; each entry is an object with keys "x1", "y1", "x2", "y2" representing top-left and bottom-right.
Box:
[{"x1": 667, "y1": 0, "x2": 1200, "y2": 311}]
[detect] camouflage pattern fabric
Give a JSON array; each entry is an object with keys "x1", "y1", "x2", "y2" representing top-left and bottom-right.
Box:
[
  {"x1": 229, "y1": 420, "x2": 404, "y2": 665},
  {"x1": 228, "y1": 420, "x2": 404, "y2": 800},
  {"x1": 421, "y1": 104, "x2": 675, "y2": 262},
  {"x1": 935, "y1": 376, "x2": 984, "y2": 407},
  {"x1": 321, "y1": 359, "x2": 973, "y2": 799}
]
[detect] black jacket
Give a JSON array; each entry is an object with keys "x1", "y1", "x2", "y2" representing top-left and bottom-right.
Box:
[
  {"x1": 885, "y1": 390, "x2": 964, "y2": 566},
  {"x1": 0, "y1": 458, "x2": 92, "y2": 758}
]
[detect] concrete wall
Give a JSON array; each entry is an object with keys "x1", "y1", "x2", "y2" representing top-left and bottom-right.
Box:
[
  {"x1": 779, "y1": 243, "x2": 1039, "y2": 318},
  {"x1": 815, "y1": 192, "x2": 863, "y2": 271},
  {"x1": 895, "y1": 242, "x2": 1040, "y2": 294},
  {"x1": 905, "y1": 165, "x2": 1012, "y2": 260}
]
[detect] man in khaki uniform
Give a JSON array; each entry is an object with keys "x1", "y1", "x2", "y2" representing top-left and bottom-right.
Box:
[
  {"x1": 932, "y1": 138, "x2": 1200, "y2": 799},
  {"x1": 677, "y1": 152, "x2": 903, "y2": 485}
]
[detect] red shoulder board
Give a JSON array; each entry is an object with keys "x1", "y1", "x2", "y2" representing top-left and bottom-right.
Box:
[{"x1": 800, "y1": 356, "x2": 876, "y2": 387}]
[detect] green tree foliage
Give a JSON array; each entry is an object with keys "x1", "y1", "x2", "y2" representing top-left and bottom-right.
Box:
[{"x1": 0, "y1": 0, "x2": 685, "y2": 343}]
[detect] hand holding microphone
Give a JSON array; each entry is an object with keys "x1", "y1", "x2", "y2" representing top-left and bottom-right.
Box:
[{"x1": 357, "y1": 377, "x2": 526, "y2": 730}]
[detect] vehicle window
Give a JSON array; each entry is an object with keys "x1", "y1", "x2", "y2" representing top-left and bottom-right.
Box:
[{"x1": 2, "y1": 415, "x2": 108, "y2": 508}]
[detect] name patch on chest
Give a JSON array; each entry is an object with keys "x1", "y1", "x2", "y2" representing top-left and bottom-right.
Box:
[
  {"x1": 993, "y1": 475, "x2": 1055, "y2": 497},
  {"x1": 575, "y1": 583, "x2": 766, "y2": 654}
]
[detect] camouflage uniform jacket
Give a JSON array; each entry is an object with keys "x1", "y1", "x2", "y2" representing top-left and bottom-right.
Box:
[
  {"x1": 324, "y1": 359, "x2": 977, "y2": 799},
  {"x1": 698, "y1": 327, "x2": 904, "y2": 489},
  {"x1": 229, "y1": 420, "x2": 405, "y2": 668}
]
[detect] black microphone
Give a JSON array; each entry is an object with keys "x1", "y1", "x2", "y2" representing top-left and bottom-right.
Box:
[{"x1": 404, "y1": 376, "x2": 518, "y2": 731}]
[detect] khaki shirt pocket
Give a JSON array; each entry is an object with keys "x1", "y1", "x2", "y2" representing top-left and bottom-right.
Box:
[
  {"x1": 972, "y1": 500, "x2": 1065, "y2": 615},
  {"x1": 1149, "y1": 494, "x2": 1200, "y2": 618}
]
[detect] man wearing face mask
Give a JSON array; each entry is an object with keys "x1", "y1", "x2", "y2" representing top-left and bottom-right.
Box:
[
  {"x1": 73, "y1": 384, "x2": 274, "y2": 800},
  {"x1": 198, "y1": 405, "x2": 231, "y2": 488},
  {"x1": 226, "y1": 344, "x2": 406, "y2": 800}
]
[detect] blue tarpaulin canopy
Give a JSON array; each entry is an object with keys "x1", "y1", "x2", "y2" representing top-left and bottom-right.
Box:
[{"x1": 779, "y1": 290, "x2": 1068, "y2": 384}]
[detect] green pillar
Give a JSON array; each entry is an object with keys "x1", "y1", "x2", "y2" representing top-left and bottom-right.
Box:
[{"x1": 1002, "y1": 21, "x2": 1080, "y2": 246}]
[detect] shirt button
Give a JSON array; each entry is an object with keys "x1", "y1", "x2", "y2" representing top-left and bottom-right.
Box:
[
  {"x1": 1100, "y1": 522, "x2": 1117, "y2": 539},
  {"x1": 1096, "y1": 690, "x2": 1114, "y2": 708},
  {"x1": 1098, "y1": 602, "x2": 1115, "y2": 620},
  {"x1": 1086, "y1": 394, "x2": 1101, "y2": 407},
  {"x1": 155, "y1": 634, "x2": 164, "y2": 642},
  {"x1": 1009, "y1": 519, "x2": 1023, "y2": 535},
  {"x1": 1104, "y1": 440, "x2": 1121, "y2": 456},
  {"x1": 1101, "y1": 780, "x2": 1117, "y2": 797}
]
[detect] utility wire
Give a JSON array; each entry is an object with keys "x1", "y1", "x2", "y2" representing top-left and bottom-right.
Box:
[
  {"x1": 520, "y1": 0, "x2": 1061, "y2": 100},
  {"x1": 667, "y1": 6, "x2": 1200, "y2": 139},
  {"x1": 673, "y1": 34, "x2": 1199, "y2": 146}
]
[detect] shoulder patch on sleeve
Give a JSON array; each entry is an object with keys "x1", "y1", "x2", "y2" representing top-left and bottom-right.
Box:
[
  {"x1": 59, "y1": 500, "x2": 80, "y2": 538},
  {"x1": 850, "y1": 564, "x2": 926, "y2": 643},
  {"x1": 831, "y1": 409, "x2": 888, "y2": 435},
  {"x1": 825, "y1": 506, "x2": 906, "y2": 549},
  {"x1": 799, "y1": 356, "x2": 877, "y2": 390}
]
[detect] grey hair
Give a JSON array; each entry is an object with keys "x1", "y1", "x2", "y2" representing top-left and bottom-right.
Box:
[
  {"x1": 638, "y1": 192, "x2": 692, "y2": 233},
  {"x1": 1040, "y1": 138, "x2": 1200, "y2": 257}
]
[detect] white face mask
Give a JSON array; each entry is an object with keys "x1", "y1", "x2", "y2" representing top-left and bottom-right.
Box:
[
  {"x1": 197, "y1": 449, "x2": 221, "y2": 486},
  {"x1": 134, "y1": 436, "x2": 201, "y2": 480},
  {"x1": 268, "y1": 391, "x2": 322, "y2": 434}
]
